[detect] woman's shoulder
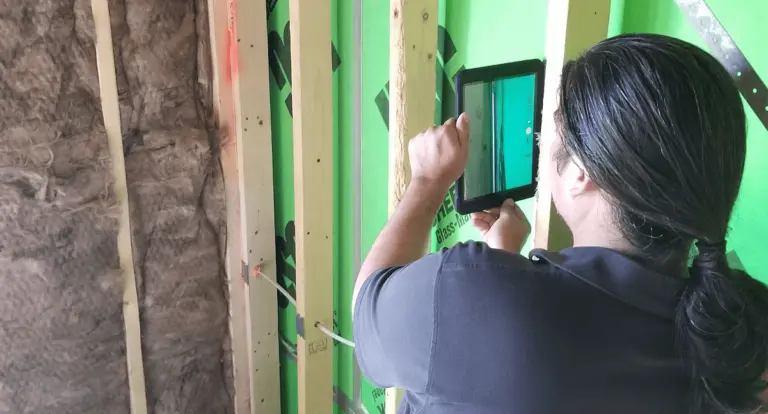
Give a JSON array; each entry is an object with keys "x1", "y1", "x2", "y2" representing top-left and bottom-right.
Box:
[
  {"x1": 437, "y1": 241, "x2": 550, "y2": 273},
  {"x1": 432, "y1": 242, "x2": 557, "y2": 292}
]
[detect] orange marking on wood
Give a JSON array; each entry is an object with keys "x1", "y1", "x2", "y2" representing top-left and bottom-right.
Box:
[
  {"x1": 222, "y1": 0, "x2": 239, "y2": 142},
  {"x1": 226, "y1": 0, "x2": 240, "y2": 84}
]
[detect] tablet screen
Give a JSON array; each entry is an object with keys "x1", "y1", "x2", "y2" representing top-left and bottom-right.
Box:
[{"x1": 462, "y1": 74, "x2": 537, "y2": 201}]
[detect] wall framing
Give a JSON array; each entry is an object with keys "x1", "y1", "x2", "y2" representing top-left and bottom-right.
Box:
[
  {"x1": 533, "y1": 0, "x2": 611, "y2": 250},
  {"x1": 386, "y1": 0, "x2": 439, "y2": 412},
  {"x1": 288, "y1": 1, "x2": 336, "y2": 413},
  {"x1": 85, "y1": 0, "x2": 615, "y2": 413},
  {"x1": 207, "y1": 0, "x2": 282, "y2": 413},
  {"x1": 90, "y1": 0, "x2": 149, "y2": 412}
]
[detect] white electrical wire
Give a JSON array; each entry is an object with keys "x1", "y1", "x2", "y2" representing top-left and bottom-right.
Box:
[
  {"x1": 253, "y1": 267, "x2": 356, "y2": 348},
  {"x1": 256, "y1": 267, "x2": 298, "y2": 308},
  {"x1": 315, "y1": 321, "x2": 356, "y2": 348}
]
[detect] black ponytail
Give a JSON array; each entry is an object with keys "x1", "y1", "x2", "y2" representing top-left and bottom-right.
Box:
[
  {"x1": 557, "y1": 33, "x2": 768, "y2": 413},
  {"x1": 679, "y1": 242, "x2": 768, "y2": 413}
]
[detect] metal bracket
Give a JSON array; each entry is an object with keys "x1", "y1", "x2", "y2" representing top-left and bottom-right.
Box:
[
  {"x1": 296, "y1": 313, "x2": 305, "y2": 338},
  {"x1": 241, "y1": 261, "x2": 249, "y2": 285},
  {"x1": 726, "y1": 249, "x2": 746, "y2": 272},
  {"x1": 675, "y1": 0, "x2": 768, "y2": 131},
  {"x1": 334, "y1": 386, "x2": 352, "y2": 413}
]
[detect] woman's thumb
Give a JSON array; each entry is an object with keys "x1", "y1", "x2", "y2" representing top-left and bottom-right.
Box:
[
  {"x1": 499, "y1": 199, "x2": 519, "y2": 218},
  {"x1": 456, "y1": 112, "x2": 470, "y2": 147}
]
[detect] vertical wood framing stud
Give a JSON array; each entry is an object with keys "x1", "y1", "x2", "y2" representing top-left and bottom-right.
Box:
[
  {"x1": 289, "y1": 0, "x2": 336, "y2": 413},
  {"x1": 90, "y1": 0, "x2": 148, "y2": 412},
  {"x1": 533, "y1": 0, "x2": 611, "y2": 251},
  {"x1": 207, "y1": 0, "x2": 251, "y2": 412},
  {"x1": 386, "y1": 0, "x2": 439, "y2": 412},
  {"x1": 207, "y1": 0, "x2": 283, "y2": 412},
  {"x1": 232, "y1": 0, "x2": 283, "y2": 412}
]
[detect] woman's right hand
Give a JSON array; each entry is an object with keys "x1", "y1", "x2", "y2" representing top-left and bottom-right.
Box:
[{"x1": 470, "y1": 199, "x2": 531, "y2": 253}]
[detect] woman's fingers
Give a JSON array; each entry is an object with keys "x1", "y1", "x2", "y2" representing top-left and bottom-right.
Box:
[
  {"x1": 472, "y1": 211, "x2": 497, "y2": 225},
  {"x1": 470, "y1": 217, "x2": 490, "y2": 235},
  {"x1": 470, "y1": 211, "x2": 498, "y2": 236}
]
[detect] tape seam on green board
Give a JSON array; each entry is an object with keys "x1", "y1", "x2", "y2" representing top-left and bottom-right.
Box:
[{"x1": 675, "y1": 0, "x2": 768, "y2": 130}]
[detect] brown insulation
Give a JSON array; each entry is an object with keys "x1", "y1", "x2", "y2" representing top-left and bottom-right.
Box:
[{"x1": 0, "y1": 0, "x2": 233, "y2": 413}]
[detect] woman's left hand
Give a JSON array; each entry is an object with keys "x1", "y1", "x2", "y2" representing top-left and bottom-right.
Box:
[{"x1": 471, "y1": 199, "x2": 531, "y2": 253}]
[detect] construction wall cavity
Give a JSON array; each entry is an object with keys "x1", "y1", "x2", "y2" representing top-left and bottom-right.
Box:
[
  {"x1": 0, "y1": 0, "x2": 233, "y2": 412},
  {"x1": 269, "y1": 0, "x2": 768, "y2": 413},
  {"x1": 1, "y1": 0, "x2": 764, "y2": 413}
]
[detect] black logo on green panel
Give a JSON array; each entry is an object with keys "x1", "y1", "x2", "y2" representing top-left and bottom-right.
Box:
[
  {"x1": 267, "y1": 0, "x2": 278, "y2": 19},
  {"x1": 275, "y1": 221, "x2": 297, "y2": 309}
]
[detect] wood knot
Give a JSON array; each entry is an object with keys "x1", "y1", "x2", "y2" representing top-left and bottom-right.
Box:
[{"x1": 422, "y1": 12, "x2": 429, "y2": 20}]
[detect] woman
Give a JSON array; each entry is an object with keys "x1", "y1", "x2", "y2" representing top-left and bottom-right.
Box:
[{"x1": 352, "y1": 33, "x2": 768, "y2": 414}]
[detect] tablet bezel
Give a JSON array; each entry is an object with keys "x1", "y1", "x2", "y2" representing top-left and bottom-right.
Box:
[{"x1": 453, "y1": 59, "x2": 545, "y2": 215}]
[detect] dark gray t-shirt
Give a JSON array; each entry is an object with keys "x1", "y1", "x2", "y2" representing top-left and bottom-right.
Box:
[{"x1": 353, "y1": 242, "x2": 691, "y2": 414}]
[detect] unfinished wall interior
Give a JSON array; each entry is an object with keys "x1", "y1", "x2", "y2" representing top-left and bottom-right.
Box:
[
  {"x1": 0, "y1": 0, "x2": 232, "y2": 413},
  {"x1": 1, "y1": 0, "x2": 765, "y2": 413}
]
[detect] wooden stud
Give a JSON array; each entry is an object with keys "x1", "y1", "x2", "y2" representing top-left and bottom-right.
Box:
[
  {"x1": 533, "y1": 0, "x2": 611, "y2": 250},
  {"x1": 288, "y1": 1, "x2": 335, "y2": 413},
  {"x1": 388, "y1": 0, "x2": 440, "y2": 216},
  {"x1": 207, "y1": 1, "x2": 251, "y2": 413},
  {"x1": 233, "y1": 0, "x2": 283, "y2": 413},
  {"x1": 207, "y1": 0, "x2": 282, "y2": 413},
  {"x1": 207, "y1": 2, "x2": 250, "y2": 414},
  {"x1": 90, "y1": 0, "x2": 148, "y2": 412},
  {"x1": 386, "y1": 0, "x2": 439, "y2": 412}
]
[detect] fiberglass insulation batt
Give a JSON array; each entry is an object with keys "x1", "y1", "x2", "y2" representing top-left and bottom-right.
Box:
[{"x1": 0, "y1": 0, "x2": 234, "y2": 412}]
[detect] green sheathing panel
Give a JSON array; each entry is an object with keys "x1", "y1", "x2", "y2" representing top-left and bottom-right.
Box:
[
  {"x1": 336, "y1": 0, "x2": 356, "y2": 411},
  {"x1": 359, "y1": 1, "x2": 388, "y2": 410},
  {"x1": 265, "y1": 0, "x2": 765, "y2": 412},
  {"x1": 267, "y1": 0, "x2": 354, "y2": 413},
  {"x1": 265, "y1": 2, "x2": 297, "y2": 412},
  {"x1": 621, "y1": 0, "x2": 768, "y2": 279}
]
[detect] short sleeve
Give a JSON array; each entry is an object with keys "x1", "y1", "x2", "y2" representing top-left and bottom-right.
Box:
[{"x1": 352, "y1": 251, "x2": 444, "y2": 391}]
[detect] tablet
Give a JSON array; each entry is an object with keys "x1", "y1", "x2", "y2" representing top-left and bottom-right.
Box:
[{"x1": 453, "y1": 59, "x2": 546, "y2": 215}]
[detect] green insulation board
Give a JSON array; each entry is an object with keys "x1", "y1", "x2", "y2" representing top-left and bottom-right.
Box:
[{"x1": 266, "y1": 0, "x2": 768, "y2": 413}]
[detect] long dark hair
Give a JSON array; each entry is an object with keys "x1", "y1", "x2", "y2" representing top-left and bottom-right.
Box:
[{"x1": 555, "y1": 33, "x2": 768, "y2": 413}]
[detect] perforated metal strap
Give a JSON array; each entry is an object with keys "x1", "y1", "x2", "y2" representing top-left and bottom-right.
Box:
[{"x1": 674, "y1": 0, "x2": 768, "y2": 131}]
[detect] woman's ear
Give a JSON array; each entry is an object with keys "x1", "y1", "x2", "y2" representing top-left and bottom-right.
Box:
[{"x1": 565, "y1": 157, "x2": 595, "y2": 197}]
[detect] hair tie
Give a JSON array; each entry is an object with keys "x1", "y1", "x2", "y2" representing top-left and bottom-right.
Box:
[{"x1": 696, "y1": 239, "x2": 727, "y2": 256}]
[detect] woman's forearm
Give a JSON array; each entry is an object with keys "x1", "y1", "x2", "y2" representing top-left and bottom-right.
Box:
[{"x1": 352, "y1": 178, "x2": 447, "y2": 306}]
